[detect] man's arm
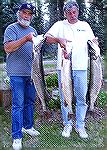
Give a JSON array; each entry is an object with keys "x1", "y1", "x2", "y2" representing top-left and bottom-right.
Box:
[
  {"x1": 4, "y1": 32, "x2": 34, "y2": 53},
  {"x1": 45, "y1": 33, "x2": 60, "y2": 44},
  {"x1": 45, "y1": 33, "x2": 71, "y2": 50}
]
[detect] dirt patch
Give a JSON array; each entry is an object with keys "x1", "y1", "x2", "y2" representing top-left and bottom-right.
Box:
[{"x1": 35, "y1": 104, "x2": 106, "y2": 128}]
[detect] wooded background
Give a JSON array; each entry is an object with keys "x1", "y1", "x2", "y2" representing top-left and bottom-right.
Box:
[{"x1": 0, "y1": 0, "x2": 106, "y2": 58}]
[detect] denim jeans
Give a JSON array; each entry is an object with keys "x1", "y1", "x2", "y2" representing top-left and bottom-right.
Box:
[
  {"x1": 57, "y1": 70, "x2": 88, "y2": 128},
  {"x1": 10, "y1": 76, "x2": 36, "y2": 139}
]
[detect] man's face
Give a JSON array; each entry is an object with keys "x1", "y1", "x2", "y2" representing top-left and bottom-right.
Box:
[
  {"x1": 64, "y1": 6, "x2": 79, "y2": 24},
  {"x1": 19, "y1": 9, "x2": 33, "y2": 21},
  {"x1": 18, "y1": 9, "x2": 33, "y2": 27}
]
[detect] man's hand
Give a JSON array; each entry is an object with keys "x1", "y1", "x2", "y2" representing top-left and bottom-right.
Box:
[
  {"x1": 92, "y1": 37, "x2": 99, "y2": 45},
  {"x1": 58, "y1": 38, "x2": 68, "y2": 49},
  {"x1": 62, "y1": 48, "x2": 70, "y2": 59},
  {"x1": 59, "y1": 39, "x2": 72, "y2": 59},
  {"x1": 25, "y1": 32, "x2": 35, "y2": 42},
  {"x1": 32, "y1": 34, "x2": 44, "y2": 51}
]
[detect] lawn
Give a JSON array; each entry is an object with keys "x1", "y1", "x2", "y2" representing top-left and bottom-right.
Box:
[{"x1": 0, "y1": 106, "x2": 107, "y2": 150}]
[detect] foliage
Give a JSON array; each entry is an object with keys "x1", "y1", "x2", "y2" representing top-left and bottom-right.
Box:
[
  {"x1": 0, "y1": 0, "x2": 105, "y2": 57},
  {"x1": 0, "y1": 1, "x2": 105, "y2": 63},
  {"x1": 45, "y1": 73, "x2": 60, "y2": 109},
  {"x1": 45, "y1": 73, "x2": 58, "y2": 88},
  {"x1": 0, "y1": 2, "x2": 19, "y2": 55},
  {"x1": 98, "y1": 91, "x2": 107, "y2": 108},
  {"x1": 0, "y1": 51, "x2": 5, "y2": 57},
  {"x1": 76, "y1": 0, "x2": 87, "y2": 21},
  {"x1": 104, "y1": 51, "x2": 107, "y2": 67},
  {"x1": 32, "y1": 0, "x2": 44, "y2": 34},
  {"x1": 48, "y1": 96, "x2": 60, "y2": 110},
  {"x1": 87, "y1": 2, "x2": 104, "y2": 54},
  {"x1": 103, "y1": 0, "x2": 107, "y2": 50},
  {"x1": 2, "y1": 2, "x2": 19, "y2": 32}
]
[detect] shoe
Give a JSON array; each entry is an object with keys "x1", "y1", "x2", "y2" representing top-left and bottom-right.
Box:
[
  {"x1": 62, "y1": 124, "x2": 72, "y2": 138},
  {"x1": 76, "y1": 127, "x2": 88, "y2": 138},
  {"x1": 12, "y1": 139, "x2": 22, "y2": 150},
  {"x1": 22, "y1": 127, "x2": 40, "y2": 136}
]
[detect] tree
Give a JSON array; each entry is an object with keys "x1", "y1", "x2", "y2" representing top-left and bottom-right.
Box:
[
  {"x1": 32, "y1": 0, "x2": 44, "y2": 34},
  {"x1": 88, "y1": 1, "x2": 104, "y2": 53},
  {"x1": 0, "y1": 1, "x2": 3, "y2": 57},
  {"x1": 76, "y1": 0, "x2": 87, "y2": 20},
  {"x1": 57, "y1": 0, "x2": 64, "y2": 20},
  {"x1": 48, "y1": 0, "x2": 58, "y2": 27},
  {"x1": 0, "y1": 0, "x2": 24, "y2": 57},
  {"x1": 103, "y1": 0, "x2": 107, "y2": 51}
]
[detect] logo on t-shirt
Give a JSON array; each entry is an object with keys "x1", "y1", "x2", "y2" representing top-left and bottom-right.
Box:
[{"x1": 77, "y1": 29, "x2": 85, "y2": 32}]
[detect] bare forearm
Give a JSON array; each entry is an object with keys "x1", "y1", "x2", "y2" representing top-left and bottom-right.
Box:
[
  {"x1": 4, "y1": 34, "x2": 31, "y2": 53},
  {"x1": 45, "y1": 34, "x2": 71, "y2": 50},
  {"x1": 46, "y1": 36, "x2": 59, "y2": 44}
]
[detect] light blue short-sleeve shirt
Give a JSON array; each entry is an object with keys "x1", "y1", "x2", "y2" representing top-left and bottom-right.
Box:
[{"x1": 4, "y1": 22, "x2": 38, "y2": 76}]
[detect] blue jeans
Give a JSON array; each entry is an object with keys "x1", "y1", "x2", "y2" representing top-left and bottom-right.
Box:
[
  {"x1": 10, "y1": 76, "x2": 36, "y2": 139},
  {"x1": 57, "y1": 70, "x2": 88, "y2": 129}
]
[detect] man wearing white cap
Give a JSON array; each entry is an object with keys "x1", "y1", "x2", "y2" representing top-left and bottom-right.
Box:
[
  {"x1": 4, "y1": 3, "x2": 40, "y2": 150},
  {"x1": 46, "y1": 0, "x2": 98, "y2": 139}
]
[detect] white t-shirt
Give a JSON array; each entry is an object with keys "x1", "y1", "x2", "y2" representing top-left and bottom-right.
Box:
[{"x1": 47, "y1": 20, "x2": 95, "y2": 70}]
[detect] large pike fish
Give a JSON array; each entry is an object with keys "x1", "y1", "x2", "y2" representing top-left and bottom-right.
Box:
[
  {"x1": 87, "y1": 40, "x2": 103, "y2": 111},
  {"x1": 31, "y1": 35, "x2": 50, "y2": 112},
  {"x1": 61, "y1": 39, "x2": 102, "y2": 114},
  {"x1": 61, "y1": 42, "x2": 74, "y2": 117}
]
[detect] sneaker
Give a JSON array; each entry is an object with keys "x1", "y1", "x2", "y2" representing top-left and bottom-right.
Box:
[
  {"x1": 62, "y1": 124, "x2": 72, "y2": 138},
  {"x1": 12, "y1": 139, "x2": 22, "y2": 150},
  {"x1": 22, "y1": 127, "x2": 40, "y2": 136},
  {"x1": 76, "y1": 127, "x2": 88, "y2": 138}
]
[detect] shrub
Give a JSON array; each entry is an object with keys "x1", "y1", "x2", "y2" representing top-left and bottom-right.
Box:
[
  {"x1": 45, "y1": 73, "x2": 58, "y2": 88},
  {"x1": 48, "y1": 96, "x2": 61, "y2": 110},
  {"x1": 98, "y1": 91, "x2": 107, "y2": 108}
]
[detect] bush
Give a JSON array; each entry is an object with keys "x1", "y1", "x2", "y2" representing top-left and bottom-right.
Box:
[
  {"x1": 45, "y1": 73, "x2": 58, "y2": 88},
  {"x1": 48, "y1": 96, "x2": 61, "y2": 110},
  {"x1": 98, "y1": 91, "x2": 107, "y2": 108},
  {"x1": 45, "y1": 73, "x2": 61, "y2": 109}
]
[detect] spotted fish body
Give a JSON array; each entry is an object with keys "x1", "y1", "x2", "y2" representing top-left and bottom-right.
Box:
[
  {"x1": 87, "y1": 40, "x2": 102, "y2": 111},
  {"x1": 61, "y1": 42, "x2": 73, "y2": 114},
  {"x1": 89, "y1": 56, "x2": 102, "y2": 111},
  {"x1": 61, "y1": 55, "x2": 73, "y2": 114},
  {"x1": 32, "y1": 35, "x2": 48, "y2": 111}
]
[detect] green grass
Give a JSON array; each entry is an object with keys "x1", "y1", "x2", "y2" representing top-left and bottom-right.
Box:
[
  {"x1": 0, "y1": 108, "x2": 106, "y2": 150},
  {"x1": 43, "y1": 64, "x2": 56, "y2": 69},
  {"x1": 38, "y1": 118, "x2": 106, "y2": 150}
]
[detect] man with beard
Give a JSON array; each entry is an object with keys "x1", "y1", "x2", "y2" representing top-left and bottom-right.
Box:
[{"x1": 4, "y1": 3, "x2": 40, "y2": 150}]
